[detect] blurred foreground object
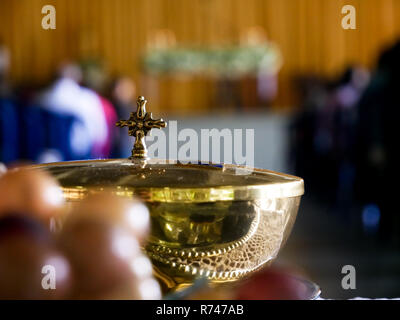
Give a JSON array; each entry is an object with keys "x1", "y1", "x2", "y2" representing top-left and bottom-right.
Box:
[
  {"x1": 185, "y1": 267, "x2": 320, "y2": 300},
  {"x1": 234, "y1": 267, "x2": 320, "y2": 300},
  {"x1": 0, "y1": 166, "x2": 161, "y2": 299},
  {"x1": 0, "y1": 215, "x2": 72, "y2": 299},
  {"x1": 0, "y1": 167, "x2": 64, "y2": 224},
  {"x1": 66, "y1": 193, "x2": 150, "y2": 243},
  {"x1": 58, "y1": 192, "x2": 160, "y2": 299}
]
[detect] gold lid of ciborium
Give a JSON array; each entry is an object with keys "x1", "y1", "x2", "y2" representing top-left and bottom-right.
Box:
[{"x1": 31, "y1": 96, "x2": 304, "y2": 292}]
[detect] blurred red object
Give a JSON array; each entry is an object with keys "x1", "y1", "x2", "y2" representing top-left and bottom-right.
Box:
[{"x1": 235, "y1": 267, "x2": 319, "y2": 300}]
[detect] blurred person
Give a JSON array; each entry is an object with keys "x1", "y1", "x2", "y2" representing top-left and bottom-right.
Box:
[
  {"x1": 80, "y1": 60, "x2": 117, "y2": 157},
  {"x1": 0, "y1": 42, "x2": 11, "y2": 98},
  {"x1": 108, "y1": 76, "x2": 136, "y2": 158},
  {"x1": 356, "y1": 40, "x2": 400, "y2": 245},
  {"x1": 291, "y1": 66, "x2": 369, "y2": 211},
  {"x1": 290, "y1": 75, "x2": 326, "y2": 189},
  {"x1": 36, "y1": 63, "x2": 109, "y2": 159},
  {"x1": 0, "y1": 43, "x2": 18, "y2": 164},
  {"x1": 330, "y1": 66, "x2": 370, "y2": 217}
]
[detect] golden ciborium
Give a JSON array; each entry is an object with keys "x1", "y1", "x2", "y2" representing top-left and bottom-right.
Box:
[{"x1": 31, "y1": 96, "x2": 304, "y2": 294}]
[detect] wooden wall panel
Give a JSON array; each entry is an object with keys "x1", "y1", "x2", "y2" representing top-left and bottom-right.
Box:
[{"x1": 0, "y1": 0, "x2": 400, "y2": 112}]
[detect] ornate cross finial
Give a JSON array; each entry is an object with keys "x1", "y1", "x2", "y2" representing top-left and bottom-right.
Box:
[{"x1": 116, "y1": 96, "x2": 167, "y2": 160}]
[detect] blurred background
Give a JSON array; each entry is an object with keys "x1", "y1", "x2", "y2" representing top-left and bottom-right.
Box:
[{"x1": 0, "y1": 0, "x2": 399, "y2": 298}]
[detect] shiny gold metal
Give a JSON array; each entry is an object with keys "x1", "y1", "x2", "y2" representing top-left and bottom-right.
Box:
[
  {"x1": 29, "y1": 97, "x2": 305, "y2": 294},
  {"x1": 31, "y1": 159, "x2": 304, "y2": 293},
  {"x1": 116, "y1": 96, "x2": 167, "y2": 160}
]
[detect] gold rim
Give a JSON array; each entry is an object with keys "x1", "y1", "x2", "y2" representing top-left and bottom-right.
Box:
[{"x1": 30, "y1": 159, "x2": 304, "y2": 202}]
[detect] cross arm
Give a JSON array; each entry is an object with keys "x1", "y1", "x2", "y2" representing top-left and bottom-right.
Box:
[
  {"x1": 145, "y1": 118, "x2": 167, "y2": 129},
  {"x1": 116, "y1": 119, "x2": 136, "y2": 128}
]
